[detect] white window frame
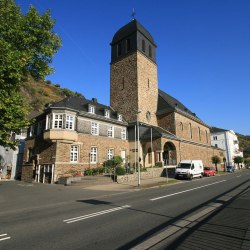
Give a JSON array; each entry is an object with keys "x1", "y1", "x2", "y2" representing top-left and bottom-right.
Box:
[
  {"x1": 70, "y1": 145, "x2": 78, "y2": 162},
  {"x1": 118, "y1": 114, "x2": 122, "y2": 121},
  {"x1": 90, "y1": 147, "x2": 97, "y2": 163},
  {"x1": 121, "y1": 128, "x2": 126, "y2": 140},
  {"x1": 91, "y1": 122, "x2": 99, "y2": 135},
  {"x1": 107, "y1": 149, "x2": 114, "y2": 160},
  {"x1": 104, "y1": 110, "x2": 110, "y2": 118},
  {"x1": 107, "y1": 126, "x2": 114, "y2": 138},
  {"x1": 66, "y1": 115, "x2": 74, "y2": 130},
  {"x1": 46, "y1": 114, "x2": 52, "y2": 129},
  {"x1": 88, "y1": 105, "x2": 95, "y2": 114},
  {"x1": 53, "y1": 114, "x2": 63, "y2": 129}
]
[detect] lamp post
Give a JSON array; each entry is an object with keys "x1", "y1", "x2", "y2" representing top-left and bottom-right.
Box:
[{"x1": 137, "y1": 111, "x2": 141, "y2": 187}]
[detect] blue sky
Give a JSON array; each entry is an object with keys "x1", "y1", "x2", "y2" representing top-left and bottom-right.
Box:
[{"x1": 16, "y1": 0, "x2": 250, "y2": 135}]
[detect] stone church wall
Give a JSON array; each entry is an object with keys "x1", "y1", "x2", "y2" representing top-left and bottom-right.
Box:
[{"x1": 174, "y1": 113, "x2": 211, "y2": 145}]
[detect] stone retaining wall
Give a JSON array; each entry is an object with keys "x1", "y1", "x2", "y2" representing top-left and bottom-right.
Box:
[{"x1": 117, "y1": 167, "x2": 164, "y2": 183}]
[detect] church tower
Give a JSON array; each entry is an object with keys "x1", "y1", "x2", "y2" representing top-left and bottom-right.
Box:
[{"x1": 110, "y1": 19, "x2": 158, "y2": 126}]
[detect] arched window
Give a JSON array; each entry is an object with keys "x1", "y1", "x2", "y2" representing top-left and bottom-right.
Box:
[
  {"x1": 179, "y1": 122, "x2": 183, "y2": 132},
  {"x1": 117, "y1": 43, "x2": 121, "y2": 56},
  {"x1": 126, "y1": 39, "x2": 131, "y2": 52},
  {"x1": 149, "y1": 45, "x2": 152, "y2": 57},
  {"x1": 121, "y1": 77, "x2": 125, "y2": 90},
  {"x1": 189, "y1": 123, "x2": 192, "y2": 139},
  {"x1": 142, "y1": 39, "x2": 145, "y2": 52},
  {"x1": 198, "y1": 127, "x2": 201, "y2": 141}
]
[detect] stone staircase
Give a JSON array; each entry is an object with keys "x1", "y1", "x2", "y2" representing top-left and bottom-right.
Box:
[{"x1": 70, "y1": 175, "x2": 115, "y2": 187}]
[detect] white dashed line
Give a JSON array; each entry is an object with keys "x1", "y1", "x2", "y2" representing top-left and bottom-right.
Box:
[
  {"x1": 150, "y1": 180, "x2": 226, "y2": 201},
  {"x1": 64, "y1": 205, "x2": 131, "y2": 224},
  {"x1": 0, "y1": 233, "x2": 11, "y2": 242}
]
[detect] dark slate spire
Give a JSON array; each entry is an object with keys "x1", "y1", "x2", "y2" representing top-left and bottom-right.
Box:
[{"x1": 110, "y1": 19, "x2": 157, "y2": 64}]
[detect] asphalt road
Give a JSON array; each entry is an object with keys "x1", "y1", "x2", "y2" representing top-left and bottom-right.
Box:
[{"x1": 0, "y1": 170, "x2": 249, "y2": 249}]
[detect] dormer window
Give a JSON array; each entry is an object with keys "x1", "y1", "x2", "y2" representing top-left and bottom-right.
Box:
[
  {"x1": 104, "y1": 109, "x2": 110, "y2": 118},
  {"x1": 118, "y1": 114, "x2": 122, "y2": 121},
  {"x1": 88, "y1": 105, "x2": 95, "y2": 114}
]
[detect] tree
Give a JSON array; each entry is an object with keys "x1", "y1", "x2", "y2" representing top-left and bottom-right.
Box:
[
  {"x1": 0, "y1": 0, "x2": 61, "y2": 148},
  {"x1": 244, "y1": 158, "x2": 250, "y2": 165},
  {"x1": 211, "y1": 155, "x2": 221, "y2": 172},
  {"x1": 233, "y1": 156, "x2": 243, "y2": 168}
]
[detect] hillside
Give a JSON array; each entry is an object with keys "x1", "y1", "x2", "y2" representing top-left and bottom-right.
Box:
[
  {"x1": 237, "y1": 133, "x2": 250, "y2": 159},
  {"x1": 20, "y1": 78, "x2": 250, "y2": 159},
  {"x1": 20, "y1": 78, "x2": 83, "y2": 118}
]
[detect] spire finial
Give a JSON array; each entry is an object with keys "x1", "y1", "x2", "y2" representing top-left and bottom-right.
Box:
[{"x1": 131, "y1": 8, "x2": 136, "y2": 20}]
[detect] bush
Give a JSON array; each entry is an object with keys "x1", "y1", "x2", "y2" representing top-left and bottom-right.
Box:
[
  {"x1": 84, "y1": 167, "x2": 104, "y2": 176},
  {"x1": 115, "y1": 166, "x2": 126, "y2": 175},
  {"x1": 62, "y1": 88, "x2": 75, "y2": 97},
  {"x1": 84, "y1": 168, "x2": 93, "y2": 176}
]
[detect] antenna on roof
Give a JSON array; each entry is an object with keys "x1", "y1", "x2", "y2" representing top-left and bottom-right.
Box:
[{"x1": 131, "y1": 8, "x2": 136, "y2": 20}]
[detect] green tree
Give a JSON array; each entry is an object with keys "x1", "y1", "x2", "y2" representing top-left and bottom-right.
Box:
[
  {"x1": 113, "y1": 156, "x2": 123, "y2": 167},
  {"x1": 211, "y1": 155, "x2": 221, "y2": 172},
  {"x1": 233, "y1": 156, "x2": 243, "y2": 168},
  {"x1": 244, "y1": 158, "x2": 250, "y2": 165},
  {"x1": 0, "y1": 0, "x2": 61, "y2": 148}
]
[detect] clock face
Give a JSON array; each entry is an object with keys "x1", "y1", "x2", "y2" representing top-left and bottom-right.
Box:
[{"x1": 146, "y1": 111, "x2": 151, "y2": 122}]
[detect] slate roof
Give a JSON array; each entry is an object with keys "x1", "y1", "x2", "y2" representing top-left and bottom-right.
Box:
[
  {"x1": 46, "y1": 95, "x2": 126, "y2": 124},
  {"x1": 111, "y1": 19, "x2": 156, "y2": 46},
  {"x1": 157, "y1": 89, "x2": 207, "y2": 126},
  {"x1": 210, "y1": 127, "x2": 228, "y2": 133},
  {"x1": 128, "y1": 122, "x2": 178, "y2": 141}
]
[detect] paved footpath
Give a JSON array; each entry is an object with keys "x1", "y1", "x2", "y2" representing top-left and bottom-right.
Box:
[
  {"x1": 79, "y1": 176, "x2": 179, "y2": 191},
  {"x1": 166, "y1": 182, "x2": 250, "y2": 250}
]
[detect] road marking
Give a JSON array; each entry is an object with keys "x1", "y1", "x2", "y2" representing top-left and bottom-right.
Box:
[
  {"x1": 150, "y1": 180, "x2": 226, "y2": 201},
  {"x1": 236, "y1": 175, "x2": 241, "y2": 178},
  {"x1": 132, "y1": 202, "x2": 223, "y2": 250},
  {"x1": 17, "y1": 184, "x2": 33, "y2": 187},
  {"x1": 0, "y1": 234, "x2": 11, "y2": 242},
  {"x1": 64, "y1": 205, "x2": 131, "y2": 224}
]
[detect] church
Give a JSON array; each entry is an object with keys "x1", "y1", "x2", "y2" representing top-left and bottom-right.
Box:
[{"x1": 23, "y1": 19, "x2": 223, "y2": 183}]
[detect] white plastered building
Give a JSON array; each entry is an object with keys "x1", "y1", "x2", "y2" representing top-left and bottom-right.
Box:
[{"x1": 210, "y1": 127, "x2": 243, "y2": 167}]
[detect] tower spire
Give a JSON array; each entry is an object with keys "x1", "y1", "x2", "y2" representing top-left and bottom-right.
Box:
[{"x1": 131, "y1": 8, "x2": 136, "y2": 20}]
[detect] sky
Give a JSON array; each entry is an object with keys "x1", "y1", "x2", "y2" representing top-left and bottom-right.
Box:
[{"x1": 15, "y1": 0, "x2": 250, "y2": 135}]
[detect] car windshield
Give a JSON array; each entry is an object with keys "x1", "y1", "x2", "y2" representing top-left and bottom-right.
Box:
[
  {"x1": 204, "y1": 167, "x2": 210, "y2": 170},
  {"x1": 177, "y1": 163, "x2": 191, "y2": 169}
]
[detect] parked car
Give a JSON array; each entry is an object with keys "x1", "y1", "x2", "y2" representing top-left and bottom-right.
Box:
[
  {"x1": 226, "y1": 166, "x2": 235, "y2": 173},
  {"x1": 203, "y1": 167, "x2": 216, "y2": 177}
]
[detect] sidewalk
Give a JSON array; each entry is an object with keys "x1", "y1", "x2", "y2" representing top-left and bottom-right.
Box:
[
  {"x1": 167, "y1": 183, "x2": 250, "y2": 250},
  {"x1": 81, "y1": 176, "x2": 178, "y2": 191}
]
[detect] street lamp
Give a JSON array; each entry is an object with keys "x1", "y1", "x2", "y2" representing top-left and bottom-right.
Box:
[{"x1": 137, "y1": 111, "x2": 141, "y2": 187}]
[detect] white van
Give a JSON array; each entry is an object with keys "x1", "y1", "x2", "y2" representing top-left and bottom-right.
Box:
[{"x1": 175, "y1": 160, "x2": 204, "y2": 180}]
